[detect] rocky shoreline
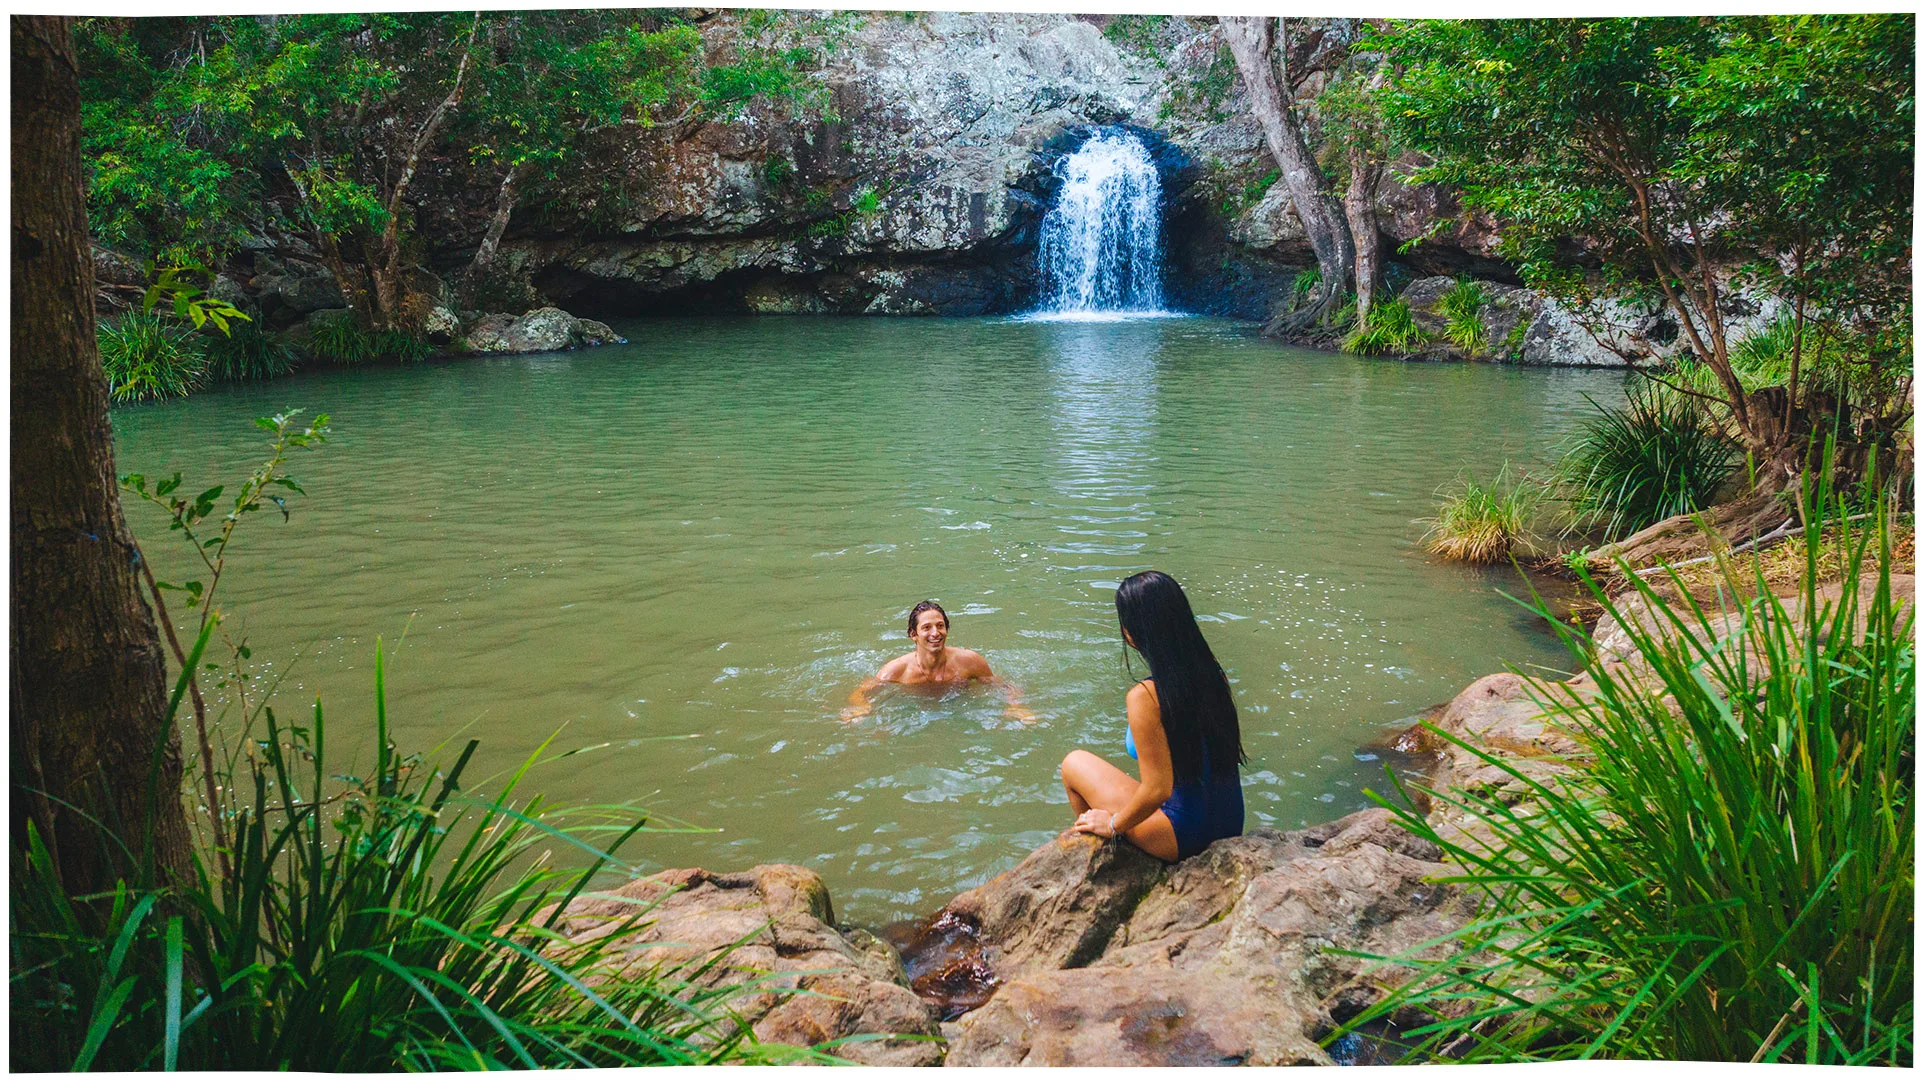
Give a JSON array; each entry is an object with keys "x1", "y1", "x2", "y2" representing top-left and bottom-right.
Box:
[
  {"x1": 538, "y1": 552, "x2": 1914, "y2": 1066},
  {"x1": 535, "y1": 660, "x2": 1579, "y2": 1067}
]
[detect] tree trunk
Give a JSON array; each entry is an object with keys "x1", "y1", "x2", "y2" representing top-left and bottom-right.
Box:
[
  {"x1": 11, "y1": 14, "x2": 192, "y2": 893},
  {"x1": 460, "y1": 162, "x2": 522, "y2": 308},
  {"x1": 1344, "y1": 153, "x2": 1384, "y2": 326},
  {"x1": 1220, "y1": 15, "x2": 1356, "y2": 333}
]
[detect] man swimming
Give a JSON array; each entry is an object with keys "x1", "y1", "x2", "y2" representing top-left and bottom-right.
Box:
[{"x1": 841, "y1": 600, "x2": 1034, "y2": 723}]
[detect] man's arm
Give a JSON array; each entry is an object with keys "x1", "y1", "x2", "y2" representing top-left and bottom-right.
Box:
[
  {"x1": 965, "y1": 651, "x2": 1036, "y2": 723},
  {"x1": 842, "y1": 657, "x2": 905, "y2": 722}
]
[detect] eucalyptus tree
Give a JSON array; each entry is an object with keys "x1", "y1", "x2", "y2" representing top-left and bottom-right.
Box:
[
  {"x1": 1385, "y1": 15, "x2": 1913, "y2": 483},
  {"x1": 1219, "y1": 16, "x2": 1356, "y2": 331}
]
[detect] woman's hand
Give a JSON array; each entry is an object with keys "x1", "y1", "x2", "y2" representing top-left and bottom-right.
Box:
[{"x1": 1070, "y1": 808, "x2": 1118, "y2": 839}]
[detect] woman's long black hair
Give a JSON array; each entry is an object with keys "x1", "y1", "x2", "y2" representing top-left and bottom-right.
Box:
[{"x1": 1116, "y1": 570, "x2": 1245, "y2": 784}]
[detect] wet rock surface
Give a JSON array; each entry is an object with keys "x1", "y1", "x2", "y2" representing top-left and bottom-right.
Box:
[
  {"x1": 934, "y1": 808, "x2": 1474, "y2": 1066},
  {"x1": 538, "y1": 863, "x2": 943, "y2": 1066}
]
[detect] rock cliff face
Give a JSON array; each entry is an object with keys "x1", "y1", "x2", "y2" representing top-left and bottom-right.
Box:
[
  {"x1": 198, "y1": 13, "x2": 1674, "y2": 366},
  {"x1": 393, "y1": 14, "x2": 1526, "y2": 330}
]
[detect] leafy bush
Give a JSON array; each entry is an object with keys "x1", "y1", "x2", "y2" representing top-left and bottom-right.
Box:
[
  {"x1": 1343, "y1": 298, "x2": 1428, "y2": 356},
  {"x1": 1353, "y1": 474, "x2": 1914, "y2": 1063},
  {"x1": 98, "y1": 310, "x2": 209, "y2": 402},
  {"x1": 1435, "y1": 278, "x2": 1489, "y2": 355},
  {"x1": 11, "y1": 638, "x2": 825, "y2": 1070},
  {"x1": 1421, "y1": 463, "x2": 1540, "y2": 563},
  {"x1": 1556, "y1": 384, "x2": 1741, "y2": 540},
  {"x1": 202, "y1": 323, "x2": 296, "y2": 382}
]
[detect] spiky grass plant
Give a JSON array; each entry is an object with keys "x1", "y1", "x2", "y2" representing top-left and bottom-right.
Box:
[
  {"x1": 1421, "y1": 464, "x2": 1541, "y2": 563},
  {"x1": 203, "y1": 323, "x2": 297, "y2": 382},
  {"x1": 1556, "y1": 384, "x2": 1741, "y2": 540},
  {"x1": 304, "y1": 314, "x2": 378, "y2": 365},
  {"x1": 99, "y1": 310, "x2": 210, "y2": 402},
  {"x1": 1348, "y1": 467, "x2": 1914, "y2": 1064},
  {"x1": 305, "y1": 317, "x2": 431, "y2": 365},
  {"x1": 10, "y1": 634, "x2": 830, "y2": 1071},
  {"x1": 1435, "y1": 278, "x2": 1490, "y2": 355},
  {"x1": 1343, "y1": 299, "x2": 1427, "y2": 356}
]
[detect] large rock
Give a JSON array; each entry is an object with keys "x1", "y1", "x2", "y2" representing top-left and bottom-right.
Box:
[
  {"x1": 538, "y1": 863, "x2": 944, "y2": 1066},
  {"x1": 939, "y1": 809, "x2": 1473, "y2": 1067},
  {"x1": 461, "y1": 306, "x2": 623, "y2": 354},
  {"x1": 932, "y1": 830, "x2": 1166, "y2": 979}
]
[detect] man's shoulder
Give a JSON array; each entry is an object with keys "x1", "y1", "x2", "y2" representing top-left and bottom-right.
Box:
[
  {"x1": 953, "y1": 648, "x2": 993, "y2": 675},
  {"x1": 877, "y1": 654, "x2": 914, "y2": 680}
]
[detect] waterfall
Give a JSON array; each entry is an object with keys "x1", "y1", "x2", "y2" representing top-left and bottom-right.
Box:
[{"x1": 1034, "y1": 129, "x2": 1170, "y2": 319}]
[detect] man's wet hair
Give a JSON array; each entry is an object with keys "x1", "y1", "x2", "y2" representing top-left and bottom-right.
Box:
[{"x1": 907, "y1": 600, "x2": 948, "y2": 637}]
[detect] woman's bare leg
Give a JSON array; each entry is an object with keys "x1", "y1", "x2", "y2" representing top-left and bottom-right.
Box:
[{"x1": 1059, "y1": 750, "x2": 1180, "y2": 861}]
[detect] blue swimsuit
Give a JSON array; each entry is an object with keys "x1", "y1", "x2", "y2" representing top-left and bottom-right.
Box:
[{"x1": 1126, "y1": 724, "x2": 1244, "y2": 859}]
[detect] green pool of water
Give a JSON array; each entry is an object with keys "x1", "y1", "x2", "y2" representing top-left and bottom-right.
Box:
[{"x1": 113, "y1": 315, "x2": 1622, "y2": 924}]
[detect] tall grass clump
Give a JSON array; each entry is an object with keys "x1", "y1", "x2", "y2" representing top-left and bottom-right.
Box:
[
  {"x1": 1343, "y1": 298, "x2": 1427, "y2": 356},
  {"x1": 11, "y1": 636, "x2": 827, "y2": 1071},
  {"x1": 203, "y1": 322, "x2": 297, "y2": 382},
  {"x1": 305, "y1": 316, "x2": 430, "y2": 365},
  {"x1": 1435, "y1": 278, "x2": 1490, "y2": 355},
  {"x1": 1557, "y1": 383, "x2": 1741, "y2": 539},
  {"x1": 1349, "y1": 465, "x2": 1913, "y2": 1063},
  {"x1": 1421, "y1": 463, "x2": 1540, "y2": 563},
  {"x1": 98, "y1": 310, "x2": 209, "y2": 402}
]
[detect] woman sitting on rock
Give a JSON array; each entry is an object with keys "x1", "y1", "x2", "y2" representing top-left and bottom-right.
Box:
[{"x1": 1062, "y1": 570, "x2": 1246, "y2": 861}]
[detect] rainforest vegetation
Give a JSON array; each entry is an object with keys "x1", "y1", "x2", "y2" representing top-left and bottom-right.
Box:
[{"x1": 14, "y1": 11, "x2": 1913, "y2": 1068}]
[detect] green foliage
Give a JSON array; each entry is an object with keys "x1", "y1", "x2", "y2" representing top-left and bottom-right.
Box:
[
  {"x1": 852, "y1": 184, "x2": 882, "y2": 217},
  {"x1": 1342, "y1": 299, "x2": 1427, "y2": 356},
  {"x1": 1157, "y1": 38, "x2": 1239, "y2": 124},
  {"x1": 10, "y1": 635, "x2": 829, "y2": 1069},
  {"x1": 98, "y1": 310, "x2": 209, "y2": 403},
  {"x1": 1380, "y1": 16, "x2": 1915, "y2": 441},
  {"x1": 303, "y1": 317, "x2": 427, "y2": 366},
  {"x1": 1421, "y1": 463, "x2": 1541, "y2": 563},
  {"x1": 763, "y1": 155, "x2": 797, "y2": 190},
  {"x1": 1290, "y1": 267, "x2": 1322, "y2": 305},
  {"x1": 1435, "y1": 278, "x2": 1489, "y2": 355},
  {"x1": 304, "y1": 315, "x2": 378, "y2": 366},
  {"x1": 203, "y1": 323, "x2": 296, "y2": 383},
  {"x1": 1102, "y1": 14, "x2": 1176, "y2": 65},
  {"x1": 1219, "y1": 168, "x2": 1281, "y2": 218},
  {"x1": 1502, "y1": 318, "x2": 1528, "y2": 360},
  {"x1": 1556, "y1": 385, "x2": 1742, "y2": 540},
  {"x1": 78, "y1": 12, "x2": 835, "y2": 325},
  {"x1": 1352, "y1": 475, "x2": 1914, "y2": 1063},
  {"x1": 141, "y1": 261, "x2": 249, "y2": 335}
]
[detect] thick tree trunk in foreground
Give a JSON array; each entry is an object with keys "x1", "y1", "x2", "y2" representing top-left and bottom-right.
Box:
[
  {"x1": 12, "y1": 14, "x2": 191, "y2": 893},
  {"x1": 1221, "y1": 15, "x2": 1356, "y2": 332}
]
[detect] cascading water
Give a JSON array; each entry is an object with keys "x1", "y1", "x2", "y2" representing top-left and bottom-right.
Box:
[{"x1": 1033, "y1": 129, "x2": 1171, "y2": 318}]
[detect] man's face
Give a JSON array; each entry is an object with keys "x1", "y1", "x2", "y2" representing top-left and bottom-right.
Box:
[{"x1": 911, "y1": 610, "x2": 948, "y2": 652}]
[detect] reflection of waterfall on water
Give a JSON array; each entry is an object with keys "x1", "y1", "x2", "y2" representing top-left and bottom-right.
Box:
[
  {"x1": 1033, "y1": 129, "x2": 1172, "y2": 319},
  {"x1": 1043, "y1": 324, "x2": 1162, "y2": 573}
]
